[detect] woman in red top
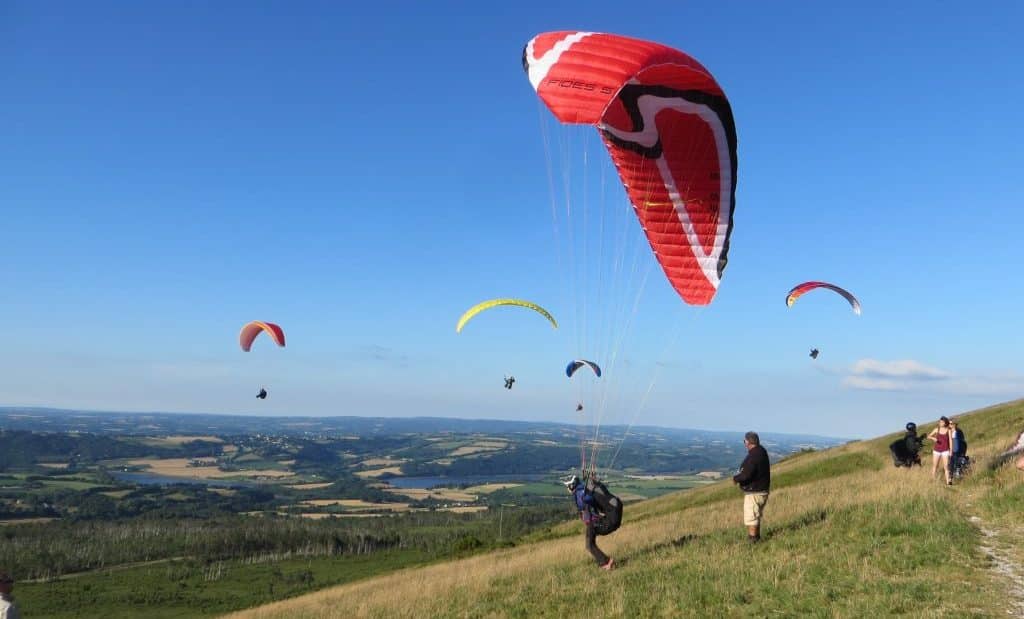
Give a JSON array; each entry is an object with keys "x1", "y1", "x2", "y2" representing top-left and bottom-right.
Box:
[{"x1": 928, "y1": 416, "x2": 953, "y2": 485}]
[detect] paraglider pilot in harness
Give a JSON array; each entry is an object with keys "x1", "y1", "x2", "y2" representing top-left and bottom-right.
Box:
[
  {"x1": 564, "y1": 474, "x2": 621, "y2": 570},
  {"x1": 809, "y1": 348, "x2": 819, "y2": 360},
  {"x1": 256, "y1": 387, "x2": 268, "y2": 400},
  {"x1": 890, "y1": 422, "x2": 924, "y2": 467},
  {"x1": 504, "y1": 376, "x2": 515, "y2": 390}
]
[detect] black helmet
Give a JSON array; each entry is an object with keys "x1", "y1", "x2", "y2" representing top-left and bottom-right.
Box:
[{"x1": 905, "y1": 422, "x2": 917, "y2": 432}]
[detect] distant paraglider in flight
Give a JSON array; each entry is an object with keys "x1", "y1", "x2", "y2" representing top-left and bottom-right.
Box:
[
  {"x1": 785, "y1": 282, "x2": 861, "y2": 315},
  {"x1": 566, "y1": 359, "x2": 602, "y2": 379},
  {"x1": 455, "y1": 299, "x2": 558, "y2": 333},
  {"x1": 809, "y1": 349, "x2": 820, "y2": 360},
  {"x1": 239, "y1": 321, "x2": 286, "y2": 351},
  {"x1": 504, "y1": 376, "x2": 516, "y2": 390},
  {"x1": 240, "y1": 321, "x2": 284, "y2": 401}
]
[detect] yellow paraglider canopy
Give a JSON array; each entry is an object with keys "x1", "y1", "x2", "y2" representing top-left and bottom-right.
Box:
[{"x1": 455, "y1": 299, "x2": 557, "y2": 333}]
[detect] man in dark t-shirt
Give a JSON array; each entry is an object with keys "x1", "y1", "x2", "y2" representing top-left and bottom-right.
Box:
[{"x1": 733, "y1": 431, "x2": 771, "y2": 543}]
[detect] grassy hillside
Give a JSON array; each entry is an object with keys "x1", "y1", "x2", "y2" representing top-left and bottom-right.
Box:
[{"x1": 225, "y1": 399, "x2": 1024, "y2": 618}]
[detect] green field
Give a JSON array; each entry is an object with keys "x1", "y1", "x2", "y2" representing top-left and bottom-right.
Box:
[{"x1": 18, "y1": 550, "x2": 434, "y2": 619}]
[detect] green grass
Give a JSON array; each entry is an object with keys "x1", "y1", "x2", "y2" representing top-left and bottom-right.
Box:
[
  {"x1": 225, "y1": 399, "x2": 1024, "y2": 619},
  {"x1": 493, "y1": 482, "x2": 563, "y2": 498},
  {"x1": 773, "y1": 450, "x2": 883, "y2": 490},
  {"x1": 17, "y1": 550, "x2": 434, "y2": 619},
  {"x1": 37, "y1": 479, "x2": 108, "y2": 491},
  {"x1": 448, "y1": 498, "x2": 996, "y2": 618},
  {"x1": 609, "y1": 477, "x2": 710, "y2": 498}
]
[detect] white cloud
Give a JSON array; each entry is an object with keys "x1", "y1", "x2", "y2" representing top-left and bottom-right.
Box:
[
  {"x1": 843, "y1": 358, "x2": 1024, "y2": 396},
  {"x1": 842, "y1": 375, "x2": 911, "y2": 392},
  {"x1": 849, "y1": 359, "x2": 950, "y2": 381}
]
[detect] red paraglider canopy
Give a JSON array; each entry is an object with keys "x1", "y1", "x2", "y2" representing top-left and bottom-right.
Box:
[
  {"x1": 239, "y1": 321, "x2": 286, "y2": 352},
  {"x1": 524, "y1": 31, "x2": 738, "y2": 305}
]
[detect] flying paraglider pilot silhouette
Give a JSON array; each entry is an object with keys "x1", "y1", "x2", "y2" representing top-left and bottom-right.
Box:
[
  {"x1": 256, "y1": 387, "x2": 268, "y2": 400},
  {"x1": 504, "y1": 376, "x2": 516, "y2": 390},
  {"x1": 809, "y1": 349, "x2": 820, "y2": 360}
]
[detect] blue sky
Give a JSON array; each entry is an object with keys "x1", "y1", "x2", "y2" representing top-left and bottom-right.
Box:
[{"x1": 2, "y1": 1, "x2": 1022, "y2": 438}]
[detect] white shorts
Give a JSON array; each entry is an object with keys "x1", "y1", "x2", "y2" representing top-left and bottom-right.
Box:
[{"x1": 933, "y1": 450, "x2": 950, "y2": 457}]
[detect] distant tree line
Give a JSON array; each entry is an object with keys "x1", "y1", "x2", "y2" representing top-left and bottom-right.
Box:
[{"x1": 0, "y1": 504, "x2": 567, "y2": 581}]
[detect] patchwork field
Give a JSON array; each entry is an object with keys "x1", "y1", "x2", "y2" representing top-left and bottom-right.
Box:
[
  {"x1": 354, "y1": 467, "x2": 403, "y2": 479},
  {"x1": 383, "y1": 487, "x2": 477, "y2": 502},
  {"x1": 463, "y1": 483, "x2": 522, "y2": 494},
  {"x1": 286, "y1": 482, "x2": 334, "y2": 490},
  {"x1": 140, "y1": 435, "x2": 224, "y2": 446},
  {"x1": 300, "y1": 499, "x2": 411, "y2": 511},
  {"x1": 449, "y1": 441, "x2": 508, "y2": 457},
  {"x1": 358, "y1": 457, "x2": 406, "y2": 467},
  {"x1": 125, "y1": 458, "x2": 295, "y2": 479}
]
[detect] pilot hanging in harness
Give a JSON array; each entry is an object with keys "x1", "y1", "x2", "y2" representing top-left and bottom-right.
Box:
[
  {"x1": 256, "y1": 387, "x2": 268, "y2": 400},
  {"x1": 504, "y1": 376, "x2": 516, "y2": 390},
  {"x1": 564, "y1": 474, "x2": 621, "y2": 570},
  {"x1": 809, "y1": 348, "x2": 819, "y2": 360}
]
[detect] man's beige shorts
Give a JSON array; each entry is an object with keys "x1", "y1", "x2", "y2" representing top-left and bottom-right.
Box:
[{"x1": 743, "y1": 492, "x2": 769, "y2": 526}]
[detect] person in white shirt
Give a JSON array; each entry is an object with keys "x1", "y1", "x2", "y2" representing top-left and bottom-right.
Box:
[{"x1": 0, "y1": 572, "x2": 20, "y2": 619}]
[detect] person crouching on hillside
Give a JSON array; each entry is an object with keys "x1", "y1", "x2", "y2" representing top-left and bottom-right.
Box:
[
  {"x1": 927, "y1": 416, "x2": 953, "y2": 485},
  {"x1": 733, "y1": 431, "x2": 771, "y2": 544},
  {"x1": 565, "y1": 476, "x2": 614, "y2": 570}
]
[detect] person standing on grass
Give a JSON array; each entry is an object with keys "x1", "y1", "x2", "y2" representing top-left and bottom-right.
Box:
[
  {"x1": 733, "y1": 431, "x2": 771, "y2": 544},
  {"x1": 564, "y1": 475, "x2": 615, "y2": 570},
  {"x1": 0, "y1": 571, "x2": 21, "y2": 619},
  {"x1": 927, "y1": 416, "x2": 953, "y2": 485},
  {"x1": 948, "y1": 418, "x2": 968, "y2": 479}
]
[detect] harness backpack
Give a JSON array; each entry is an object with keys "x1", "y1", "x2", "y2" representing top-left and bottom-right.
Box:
[{"x1": 586, "y1": 479, "x2": 623, "y2": 536}]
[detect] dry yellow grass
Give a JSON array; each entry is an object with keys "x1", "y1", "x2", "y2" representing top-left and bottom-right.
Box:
[
  {"x1": 462, "y1": 483, "x2": 521, "y2": 494},
  {"x1": 222, "y1": 440, "x2": 976, "y2": 619},
  {"x1": 287, "y1": 482, "x2": 334, "y2": 490},
  {"x1": 449, "y1": 441, "x2": 507, "y2": 457},
  {"x1": 226, "y1": 401, "x2": 1024, "y2": 618},
  {"x1": 383, "y1": 488, "x2": 477, "y2": 502},
  {"x1": 126, "y1": 458, "x2": 294, "y2": 479},
  {"x1": 101, "y1": 490, "x2": 133, "y2": 499},
  {"x1": 300, "y1": 499, "x2": 410, "y2": 512},
  {"x1": 436, "y1": 506, "x2": 488, "y2": 514},
  {"x1": 37, "y1": 463, "x2": 69, "y2": 469},
  {"x1": 354, "y1": 467, "x2": 403, "y2": 479},
  {"x1": 358, "y1": 457, "x2": 406, "y2": 467}
]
